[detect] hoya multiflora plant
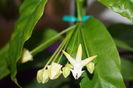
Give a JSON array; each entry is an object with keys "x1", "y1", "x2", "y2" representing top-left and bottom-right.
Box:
[
  {"x1": 35, "y1": 18, "x2": 125, "y2": 88},
  {"x1": 1, "y1": 0, "x2": 133, "y2": 87},
  {"x1": 36, "y1": 23, "x2": 97, "y2": 83},
  {"x1": 37, "y1": 43, "x2": 96, "y2": 83}
]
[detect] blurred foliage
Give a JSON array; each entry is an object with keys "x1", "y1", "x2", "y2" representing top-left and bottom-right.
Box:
[
  {"x1": 0, "y1": 0, "x2": 7, "y2": 7},
  {"x1": 23, "y1": 76, "x2": 72, "y2": 88},
  {"x1": 19, "y1": 28, "x2": 62, "y2": 71},
  {"x1": 6, "y1": 0, "x2": 48, "y2": 86},
  {"x1": 25, "y1": 29, "x2": 62, "y2": 51},
  {"x1": 0, "y1": 44, "x2": 10, "y2": 79},
  {"x1": 0, "y1": 0, "x2": 133, "y2": 88},
  {"x1": 121, "y1": 58, "x2": 133, "y2": 81},
  {"x1": 108, "y1": 24, "x2": 133, "y2": 82},
  {"x1": 0, "y1": 0, "x2": 18, "y2": 19},
  {"x1": 108, "y1": 23, "x2": 133, "y2": 51}
]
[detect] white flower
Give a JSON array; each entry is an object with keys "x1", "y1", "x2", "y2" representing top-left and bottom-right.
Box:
[
  {"x1": 20, "y1": 49, "x2": 33, "y2": 63},
  {"x1": 37, "y1": 67, "x2": 49, "y2": 84},
  {"x1": 48, "y1": 63, "x2": 62, "y2": 80},
  {"x1": 62, "y1": 44, "x2": 96, "y2": 79}
]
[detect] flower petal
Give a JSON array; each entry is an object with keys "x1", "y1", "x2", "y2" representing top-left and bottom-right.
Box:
[
  {"x1": 37, "y1": 68, "x2": 49, "y2": 84},
  {"x1": 81, "y1": 55, "x2": 97, "y2": 67},
  {"x1": 86, "y1": 62, "x2": 95, "y2": 74},
  {"x1": 62, "y1": 50, "x2": 75, "y2": 65},
  {"x1": 76, "y1": 44, "x2": 82, "y2": 62},
  {"x1": 48, "y1": 63, "x2": 62, "y2": 80},
  {"x1": 20, "y1": 49, "x2": 33, "y2": 63}
]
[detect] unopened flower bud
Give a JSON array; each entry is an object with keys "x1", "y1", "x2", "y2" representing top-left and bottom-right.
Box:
[
  {"x1": 37, "y1": 68, "x2": 49, "y2": 84},
  {"x1": 62, "y1": 63, "x2": 73, "y2": 78},
  {"x1": 86, "y1": 62, "x2": 95, "y2": 74},
  {"x1": 48, "y1": 63, "x2": 62, "y2": 80},
  {"x1": 20, "y1": 49, "x2": 33, "y2": 63}
]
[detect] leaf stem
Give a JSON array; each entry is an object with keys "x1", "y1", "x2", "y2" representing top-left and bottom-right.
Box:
[
  {"x1": 44, "y1": 35, "x2": 67, "y2": 67},
  {"x1": 30, "y1": 25, "x2": 76, "y2": 56},
  {"x1": 57, "y1": 31, "x2": 73, "y2": 63},
  {"x1": 80, "y1": 26, "x2": 90, "y2": 57},
  {"x1": 76, "y1": 0, "x2": 83, "y2": 21}
]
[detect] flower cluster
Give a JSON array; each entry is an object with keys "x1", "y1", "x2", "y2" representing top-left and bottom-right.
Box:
[
  {"x1": 37, "y1": 44, "x2": 97, "y2": 83},
  {"x1": 62, "y1": 44, "x2": 97, "y2": 79},
  {"x1": 37, "y1": 63, "x2": 62, "y2": 83}
]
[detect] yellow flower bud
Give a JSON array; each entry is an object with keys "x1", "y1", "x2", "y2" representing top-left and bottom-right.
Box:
[
  {"x1": 48, "y1": 63, "x2": 62, "y2": 80},
  {"x1": 37, "y1": 68, "x2": 49, "y2": 84},
  {"x1": 86, "y1": 62, "x2": 95, "y2": 74},
  {"x1": 20, "y1": 49, "x2": 33, "y2": 63},
  {"x1": 62, "y1": 63, "x2": 73, "y2": 78}
]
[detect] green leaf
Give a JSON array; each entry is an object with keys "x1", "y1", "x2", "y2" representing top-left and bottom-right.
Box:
[
  {"x1": 121, "y1": 58, "x2": 133, "y2": 80},
  {"x1": 108, "y1": 23, "x2": 133, "y2": 51},
  {"x1": 18, "y1": 28, "x2": 62, "y2": 71},
  {"x1": 98, "y1": 0, "x2": 133, "y2": 22},
  {"x1": 7, "y1": 0, "x2": 47, "y2": 85},
  {"x1": 0, "y1": 44, "x2": 10, "y2": 79},
  {"x1": 62, "y1": 18, "x2": 125, "y2": 88},
  {"x1": 79, "y1": 18, "x2": 125, "y2": 88}
]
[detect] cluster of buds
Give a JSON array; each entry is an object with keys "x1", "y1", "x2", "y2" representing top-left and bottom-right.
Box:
[
  {"x1": 37, "y1": 63, "x2": 62, "y2": 83},
  {"x1": 37, "y1": 44, "x2": 97, "y2": 83}
]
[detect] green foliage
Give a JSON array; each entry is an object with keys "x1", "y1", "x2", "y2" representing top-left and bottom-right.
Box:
[
  {"x1": 62, "y1": 18, "x2": 125, "y2": 88},
  {"x1": 79, "y1": 18, "x2": 125, "y2": 88},
  {"x1": 98, "y1": 0, "x2": 133, "y2": 22},
  {"x1": 121, "y1": 58, "x2": 133, "y2": 81},
  {"x1": 108, "y1": 24, "x2": 133, "y2": 81},
  {"x1": 0, "y1": 0, "x2": 133, "y2": 87},
  {"x1": 25, "y1": 29, "x2": 62, "y2": 51},
  {"x1": 30, "y1": 25, "x2": 75, "y2": 56},
  {"x1": 0, "y1": 44, "x2": 10, "y2": 79},
  {"x1": 19, "y1": 28, "x2": 62, "y2": 71},
  {"x1": 108, "y1": 24, "x2": 133, "y2": 51},
  {"x1": 0, "y1": 0, "x2": 48, "y2": 86}
]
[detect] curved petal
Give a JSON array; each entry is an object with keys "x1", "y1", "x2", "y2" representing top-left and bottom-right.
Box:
[
  {"x1": 76, "y1": 44, "x2": 82, "y2": 61},
  {"x1": 81, "y1": 55, "x2": 97, "y2": 67},
  {"x1": 62, "y1": 50, "x2": 75, "y2": 65}
]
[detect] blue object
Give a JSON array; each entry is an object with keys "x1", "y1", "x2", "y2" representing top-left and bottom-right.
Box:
[
  {"x1": 62, "y1": 16, "x2": 77, "y2": 22},
  {"x1": 62, "y1": 16, "x2": 92, "y2": 22},
  {"x1": 82, "y1": 16, "x2": 92, "y2": 22}
]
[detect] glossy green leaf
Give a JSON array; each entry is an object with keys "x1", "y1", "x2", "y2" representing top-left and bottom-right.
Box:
[
  {"x1": 108, "y1": 24, "x2": 133, "y2": 51},
  {"x1": 79, "y1": 18, "x2": 125, "y2": 88},
  {"x1": 7, "y1": 0, "x2": 47, "y2": 85},
  {"x1": 98, "y1": 0, "x2": 133, "y2": 22},
  {"x1": 80, "y1": 18, "x2": 125, "y2": 88},
  {"x1": 121, "y1": 58, "x2": 133, "y2": 80},
  {"x1": 62, "y1": 18, "x2": 125, "y2": 88}
]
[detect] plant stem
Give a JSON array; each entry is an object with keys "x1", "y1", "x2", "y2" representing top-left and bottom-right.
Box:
[
  {"x1": 76, "y1": 0, "x2": 83, "y2": 21},
  {"x1": 80, "y1": 26, "x2": 90, "y2": 57},
  {"x1": 30, "y1": 25, "x2": 76, "y2": 56},
  {"x1": 44, "y1": 36, "x2": 67, "y2": 67}
]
